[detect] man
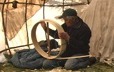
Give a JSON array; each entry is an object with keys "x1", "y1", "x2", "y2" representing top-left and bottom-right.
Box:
[{"x1": 41, "y1": 8, "x2": 96, "y2": 70}]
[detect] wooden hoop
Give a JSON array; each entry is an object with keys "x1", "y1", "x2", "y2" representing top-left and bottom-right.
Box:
[{"x1": 31, "y1": 19, "x2": 66, "y2": 59}]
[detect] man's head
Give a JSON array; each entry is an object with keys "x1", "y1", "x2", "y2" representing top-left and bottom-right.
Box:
[
  {"x1": 58, "y1": 8, "x2": 77, "y2": 19},
  {"x1": 58, "y1": 8, "x2": 78, "y2": 27}
]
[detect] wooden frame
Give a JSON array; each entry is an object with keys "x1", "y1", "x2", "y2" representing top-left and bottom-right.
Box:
[{"x1": 31, "y1": 19, "x2": 66, "y2": 59}]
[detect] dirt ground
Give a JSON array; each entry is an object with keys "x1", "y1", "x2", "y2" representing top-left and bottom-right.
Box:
[{"x1": 0, "y1": 61, "x2": 114, "y2": 72}]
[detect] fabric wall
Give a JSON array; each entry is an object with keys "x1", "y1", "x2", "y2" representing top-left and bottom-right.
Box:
[
  {"x1": 81, "y1": 0, "x2": 114, "y2": 64},
  {"x1": 5, "y1": 0, "x2": 64, "y2": 51},
  {"x1": 5, "y1": 0, "x2": 83, "y2": 50},
  {"x1": 0, "y1": 0, "x2": 41, "y2": 40},
  {"x1": 0, "y1": 12, "x2": 7, "y2": 63},
  {"x1": 1, "y1": 0, "x2": 114, "y2": 64}
]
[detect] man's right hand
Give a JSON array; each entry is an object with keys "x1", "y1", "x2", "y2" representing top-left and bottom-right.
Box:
[{"x1": 40, "y1": 21, "x2": 47, "y2": 30}]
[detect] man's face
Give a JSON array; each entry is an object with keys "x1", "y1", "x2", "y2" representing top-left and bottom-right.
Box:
[{"x1": 63, "y1": 16, "x2": 76, "y2": 27}]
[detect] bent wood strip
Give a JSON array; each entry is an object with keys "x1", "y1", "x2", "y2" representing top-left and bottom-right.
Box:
[
  {"x1": 31, "y1": 19, "x2": 66, "y2": 59},
  {"x1": 56, "y1": 54, "x2": 93, "y2": 60}
]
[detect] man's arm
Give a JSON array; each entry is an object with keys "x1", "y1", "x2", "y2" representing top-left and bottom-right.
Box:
[
  {"x1": 40, "y1": 21, "x2": 59, "y2": 38},
  {"x1": 68, "y1": 29, "x2": 91, "y2": 50}
]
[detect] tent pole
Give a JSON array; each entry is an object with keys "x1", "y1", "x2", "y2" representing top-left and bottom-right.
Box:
[
  {"x1": 0, "y1": 43, "x2": 34, "y2": 53},
  {"x1": 25, "y1": 0, "x2": 30, "y2": 49},
  {"x1": 1, "y1": 0, "x2": 12, "y2": 57},
  {"x1": 87, "y1": 0, "x2": 90, "y2": 4},
  {"x1": 43, "y1": 0, "x2": 48, "y2": 41},
  {"x1": 62, "y1": 0, "x2": 65, "y2": 11}
]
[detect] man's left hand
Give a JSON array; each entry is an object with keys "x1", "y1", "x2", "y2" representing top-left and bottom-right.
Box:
[{"x1": 58, "y1": 32, "x2": 70, "y2": 41}]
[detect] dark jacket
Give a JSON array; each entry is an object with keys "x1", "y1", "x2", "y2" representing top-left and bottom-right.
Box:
[{"x1": 49, "y1": 17, "x2": 91, "y2": 57}]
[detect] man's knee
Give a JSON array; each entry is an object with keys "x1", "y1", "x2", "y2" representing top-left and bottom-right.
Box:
[
  {"x1": 42, "y1": 59, "x2": 59, "y2": 69},
  {"x1": 64, "y1": 58, "x2": 90, "y2": 70},
  {"x1": 64, "y1": 59, "x2": 79, "y2": 70}
]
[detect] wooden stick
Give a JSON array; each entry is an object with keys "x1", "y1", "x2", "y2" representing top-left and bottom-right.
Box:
[{"x1": 56, "y1": 54, "x2": 93, "y2": 60}]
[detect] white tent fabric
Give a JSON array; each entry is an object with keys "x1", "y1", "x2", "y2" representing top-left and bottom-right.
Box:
[
  {"x1": 6, "y1": 0, "x2": 83, "y2": 50},
  {"x1": 81, "y1": 0, "x2": 114, "y2": 63},
  {"x1": 0, "y1": 12, "x2": 7, "y2": 63},
  {"x1": 0, "y1": 0, "x2": 86, "y2": 63},
  {"x1": 1, "y1": 0, "x2": 114, "y2": 64},
  {"x1": 0, "y1": 0, "x2": 42, "y2": 40}
]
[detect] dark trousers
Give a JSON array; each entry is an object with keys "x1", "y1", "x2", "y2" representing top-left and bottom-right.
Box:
[
  {"x1": 10, "y1": 49, "x2": 96, "y2": 70},
  {"x1": 42, "y1": 54, "x2": 96, "y2": 70}
]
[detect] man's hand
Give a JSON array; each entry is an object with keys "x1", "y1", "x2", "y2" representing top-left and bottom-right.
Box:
[
  {"x1": 58, "y1": 32, "x2": 70, "y2": 41},
  {"x1": 40, "y1": 21, "x2": 47, "y2": 30}
]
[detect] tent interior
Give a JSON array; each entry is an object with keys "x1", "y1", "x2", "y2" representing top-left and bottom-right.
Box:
[{"x1": 0, "y1": 0, "x2": 114, "y2": 71}]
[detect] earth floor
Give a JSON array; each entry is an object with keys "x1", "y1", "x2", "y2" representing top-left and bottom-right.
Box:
[{"x1": 0, "y1": 61, "x2": 114, "y2": 72}]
